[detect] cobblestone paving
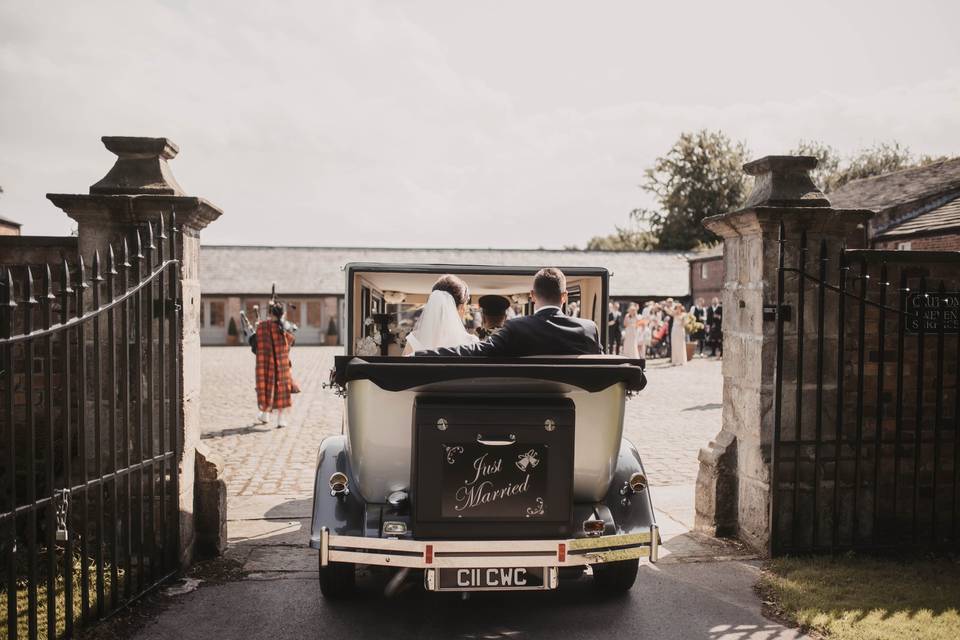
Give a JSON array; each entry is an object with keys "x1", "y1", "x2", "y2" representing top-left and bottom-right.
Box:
[{"x1": 200, "y1": 347, "x2": 722, "y2": 496}]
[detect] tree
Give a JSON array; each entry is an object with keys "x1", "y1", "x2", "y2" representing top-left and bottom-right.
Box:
[
  {"x1": 791, "y1": 140, "x2": 947, "y2": 192},
  {"x1": 637, "y1": 130, "x2": 750, "y2": 250},
  {"x1": 584, "y1": 223, "x2": 656, "y2": 251},
  {"x1": 792, "y1": 140, "x2": 841, "y2": 192}
]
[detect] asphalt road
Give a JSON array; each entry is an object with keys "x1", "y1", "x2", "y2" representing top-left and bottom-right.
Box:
[{"x1": 132, "y1": 560, "x2": 804, "y2": 640}]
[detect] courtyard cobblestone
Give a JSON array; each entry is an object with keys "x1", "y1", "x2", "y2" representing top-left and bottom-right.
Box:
[{"x1": 200, "y1": 347, "x2": 722, "y2": 496}]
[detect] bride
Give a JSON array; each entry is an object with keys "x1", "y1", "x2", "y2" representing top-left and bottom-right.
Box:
[{"x1": 403, "y1": 274, "x2": 479, "y2": 354}]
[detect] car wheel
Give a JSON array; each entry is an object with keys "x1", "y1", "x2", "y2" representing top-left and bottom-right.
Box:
[
  {"x1": 592, "y1": 559, "x2": 639, "y2": 594},
  {"x1": 318, "y1": 555, "x2": 356, "y2": 599}
]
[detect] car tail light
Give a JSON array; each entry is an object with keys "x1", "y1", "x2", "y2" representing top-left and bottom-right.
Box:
[
  {"x1": 329, "y1": 472, "x2": 349, "y2": 497},
  {"x1": 583, "y1": 519, "x2": 605, "y2": 536},
  {"x1": 424, "y1": 544, "x2": 434, "y2": 564},
  {"x1": 557, "y1": 543, "x2": 566, "y2": 563}
]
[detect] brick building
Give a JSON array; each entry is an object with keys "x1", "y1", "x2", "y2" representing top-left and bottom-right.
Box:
[
  {"x1": 0, "y1": 213, "x2": 21, "y2": 236},
  {"x1": 687, "y1": 244, "x2": 723, "y2": 303},
  {"x1": 829, "y1": 156, "x2": 960, "y2": 251}
]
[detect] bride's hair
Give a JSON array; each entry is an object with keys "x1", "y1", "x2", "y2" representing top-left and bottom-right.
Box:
[{"x1": 432, "y1": 274, "x2": 470, "y2": 306}]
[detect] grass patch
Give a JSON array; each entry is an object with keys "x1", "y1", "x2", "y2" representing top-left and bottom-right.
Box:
[
  {"x1": 0, "y1": 551, "x2": 124, "y2": 640},
  {"x1": 759, "y1": 554, "x2": 960, "y2": 640}
]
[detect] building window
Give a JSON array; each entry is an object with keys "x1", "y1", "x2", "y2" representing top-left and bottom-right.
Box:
[
  {"x1": 306, "y1": 300, "x2": 323, "y2": 327},
  {"x1": 897, "y1": 241, "x2": 912, "y2": 250},
  {"x1": 208, "y1": 300, "x2": 225, "y2": 327},
  {"x1": 700, "y1": 263, "x2": 709, "y2": 279},
  {"x1": 244, "y1": 299, "x2": 264, "y2": 321}
]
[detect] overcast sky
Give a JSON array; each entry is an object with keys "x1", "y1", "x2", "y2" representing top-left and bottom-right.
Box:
[{"x1": 1, "y1": 1, "x2": 959, "y2": 248}]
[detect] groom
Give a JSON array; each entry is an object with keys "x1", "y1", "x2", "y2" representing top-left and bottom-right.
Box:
[{"x1": 415, "y1": 267, "x2": 602, "y2": 357}]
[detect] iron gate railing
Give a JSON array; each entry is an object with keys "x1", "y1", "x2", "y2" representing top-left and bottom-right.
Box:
[
  {"x1": 1, "y1": 214, "x2": 181, "y2": 639},
  {"x1": 771, "y1": 224, "x2": 960, "y2": 555}
]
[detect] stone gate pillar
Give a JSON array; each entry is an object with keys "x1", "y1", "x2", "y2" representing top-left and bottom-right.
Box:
[
  {"x1": 48, "y1": 136, "x2": 222, "y2": 567},
  {"x1": 694, "y1": 156, "x2": 870, "y2": 552}
]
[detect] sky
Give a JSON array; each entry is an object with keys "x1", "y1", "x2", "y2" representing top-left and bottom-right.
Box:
[{"x1": 1, "y1": 0, "x2": 959, "y2": 249}]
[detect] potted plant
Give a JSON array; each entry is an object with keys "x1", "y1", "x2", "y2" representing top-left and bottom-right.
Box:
[
  {"x1": 227, "y1": 316, "x2": 239, "y2": 346},
  {"x1": 325, "y1": 317, "x2": 339, "y2": 346},
  {"x1": 683, "y1": 313, "x2": 703, "y2": 361}
]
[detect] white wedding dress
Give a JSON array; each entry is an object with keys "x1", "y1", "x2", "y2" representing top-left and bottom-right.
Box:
[
  {"x1": 622, "y1": 315, "x2": 639, "y2": 359},
  {"x1": 404, "y1": 290, "x2": 479, "y2": 354},
  {"x1": 670, "y1": 312, "x2": 687, "y2": 365}
]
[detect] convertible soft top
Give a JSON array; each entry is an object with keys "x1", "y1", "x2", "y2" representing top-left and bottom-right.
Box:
[{"x1": 333, "y1": 355, "x2": 647, "y2": 393}]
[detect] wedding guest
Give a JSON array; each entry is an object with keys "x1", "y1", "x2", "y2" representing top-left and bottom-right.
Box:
[
  {"x1": 707, "y1": 297, "x2": 723, "y2": 357},
  {"x1": 638, "y1": 314, "x2": 652, "y2": 359},
  {"x1": 607, "y1": 302, "x2": 623, "y2": 355},
  {"x1": 476, "y1": 294, "x2": 510, "y2": 340},
  {"x1": 622, "y1": 304, "x2": 640, "y2": 359},
  {"x1": 670, "y1": 303, "x2": 688, "y2": 366},
  {"x1": 690, "y1": 297, "x2": 707, "y2": 356}
]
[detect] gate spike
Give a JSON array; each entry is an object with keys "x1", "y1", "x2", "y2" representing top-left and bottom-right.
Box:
[
  {"x1": 4, "y1": 268, "x2": 17, "y2": 308},
  {"x1": 24, "y1": 266, "x2": 37, "y2": 305},
  {"x1": 76, "y1": 255, "x2": 88, "y2": 290},
  {"x1": 44, "y1": 264, "x2": 56, "y2": 302},
  {"x1": 107, "y1": 245, "x2": 118, "y2": 275},
  {"x1": 146, "y1": 221, "x2": 155, "y2": 254},
  {"x1": 158, "y1": 213, "x2": 167, "y2": 240},
  {"x1": 134, "y1": 227, "x2": 144, "y2": 260},
  {"x1": 92, "y1": 250, "x2": 103, "y2": 282},
  {"x1": 122, "y1": 237, "x2": 131, "y2": 268},
  {"x1": 61, "y1": 259, "x2": 73, "y2": 294}
]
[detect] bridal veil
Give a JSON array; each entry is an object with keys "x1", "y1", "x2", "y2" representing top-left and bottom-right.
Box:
[{"x1": 405, "y1": 290, "x2": 479, "y2": 352}]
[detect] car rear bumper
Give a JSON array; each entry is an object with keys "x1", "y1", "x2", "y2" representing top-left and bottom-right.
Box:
[{"x1": 313, "y1": 524, "x2": 660, "y2": 569}]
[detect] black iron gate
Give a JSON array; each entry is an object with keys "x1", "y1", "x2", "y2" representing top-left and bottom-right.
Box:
[
  {"x1": 1, "y1": 214, "x2": 181, "y2": 639},
  {"x1": 771, "y1": 224, "x2": 960, "y2": 555}
]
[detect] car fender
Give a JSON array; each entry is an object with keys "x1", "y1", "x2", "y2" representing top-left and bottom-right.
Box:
[
  {"x1": 602, "y1": 438, "x2": 657, "y2": 534},
  {"x1": 309, "y1": 435, "x2": 366, "y2": 549}
]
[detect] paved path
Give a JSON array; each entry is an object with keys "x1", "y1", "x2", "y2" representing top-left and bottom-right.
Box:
[
  {"x1": 199, "y1": 346, "x2": 724, "y2": 494},
  {"x1": 129, "y1": 348, "x2": 808, "y2": 640}
]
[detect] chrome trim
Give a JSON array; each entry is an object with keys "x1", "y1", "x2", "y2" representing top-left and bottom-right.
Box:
[
  {"x1": 320, "y1": 527, "x2": 329, "y2": 567},
  {"x1": 326, "y1": 531, "x2": 653, "y2": 569},
  {"x1": 649, "y1": 523, "x2": 659, "y2": 563}
]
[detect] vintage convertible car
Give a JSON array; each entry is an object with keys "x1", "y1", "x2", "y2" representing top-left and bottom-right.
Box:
[{"x1": 310, "y1": 263, "x2": 658, "y2": 597}]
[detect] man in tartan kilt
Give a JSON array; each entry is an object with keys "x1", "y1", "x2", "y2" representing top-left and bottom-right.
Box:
[{"x1": 255, "y1": 301, "x2": 296, "y2": 428}]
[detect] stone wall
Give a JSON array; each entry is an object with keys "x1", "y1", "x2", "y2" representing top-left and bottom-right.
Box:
[
  {"x1": 4, "y1": 136, "x2": 225, "y2": 569},
  {"x1": 695, "y1": 156, "x2": 872, "y2": 553}
]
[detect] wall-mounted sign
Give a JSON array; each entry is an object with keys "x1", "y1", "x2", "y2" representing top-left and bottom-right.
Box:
[{"x1": 906, "y1": 292, "x2": 960, "y2": 334}]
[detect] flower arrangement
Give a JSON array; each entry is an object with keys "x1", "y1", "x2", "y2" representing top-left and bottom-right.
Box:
[
  {"x1": 683, "y1": 313, "x2": 704, "y2": 337},
  {"x1": 355, "y1": 316, "x2": 413, "y2": 355}
]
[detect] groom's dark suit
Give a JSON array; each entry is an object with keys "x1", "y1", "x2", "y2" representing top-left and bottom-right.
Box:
[{"x1": 415, "y1": 307, "x2": 602, "y2": 357}]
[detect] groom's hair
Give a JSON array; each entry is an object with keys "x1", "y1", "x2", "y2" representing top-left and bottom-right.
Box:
[
  {"x1": 533, "y1": 268, "x2": 566, "y2": 305},
  {"x1": 432, "y1": 274, "x2": 470, "y2": 306}
]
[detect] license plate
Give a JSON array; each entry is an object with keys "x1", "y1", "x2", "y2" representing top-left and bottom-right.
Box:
[{"x1": 437, "y1": 567, "x2": 551, "y2": 591}]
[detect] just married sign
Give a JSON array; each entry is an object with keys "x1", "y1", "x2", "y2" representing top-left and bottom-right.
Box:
[{"x1": 441, "y1": 444, "x2": 548, "y2": 519}]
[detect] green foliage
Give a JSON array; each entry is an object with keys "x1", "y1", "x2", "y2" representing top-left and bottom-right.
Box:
[
  {"x1": 637, "y1": 130, "x2": 751, "y2": 250},
  {"x1": 327, "y1": 317, "x2": 338, "y2": 335},
  {"x1": 227, "y1": 316, "x2": 238, "y2": 336},
  {"x1": 792, "y1": 140, "x2": 948, "y2": 192}
]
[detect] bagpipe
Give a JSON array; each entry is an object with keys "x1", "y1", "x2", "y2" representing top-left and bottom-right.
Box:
[{"x1": 240, "y1": 284, "x2": 299, "y2": 354}]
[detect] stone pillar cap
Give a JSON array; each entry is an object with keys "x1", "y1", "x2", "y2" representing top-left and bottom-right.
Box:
[
  {"x1": 90, "y1": 136, "x2": 186, "y2": 196},
  {"x1": 102, "y1": 136, "x2": 180, "y2": 159},
  {"x1": 741, "y1": 155, "x2": 830, "y2": 209}
]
